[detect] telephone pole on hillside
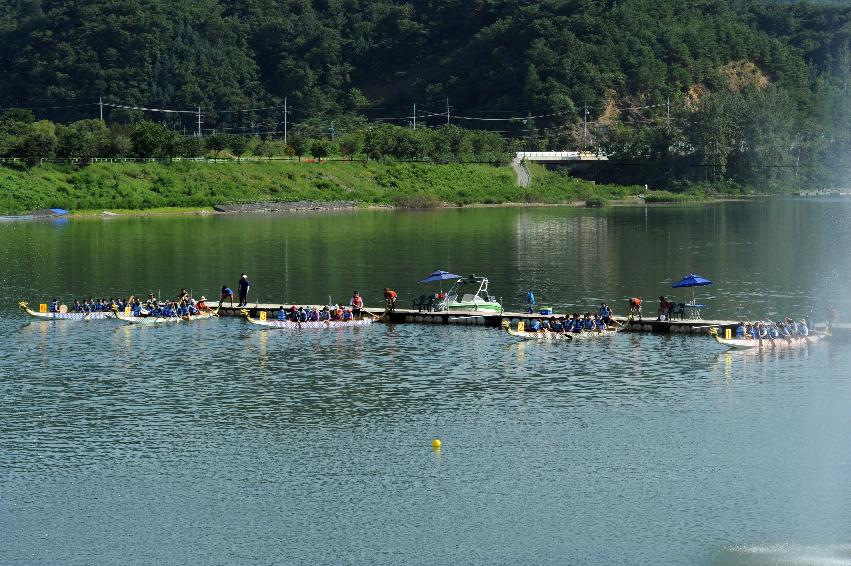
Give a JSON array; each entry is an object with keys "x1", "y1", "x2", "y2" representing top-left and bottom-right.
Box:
[
  {"x1": 284, "y1": 97, "x2": 288, "y2": 145},
  {"x1": 413, "y1": 102, "x2": 416, "y2": 130},
  {"x1": 666, "y1": 96, "x2": 671, "y2": 130},
  {"x1": 99, "y1": 96, "x2": 103, "y2": 121}
]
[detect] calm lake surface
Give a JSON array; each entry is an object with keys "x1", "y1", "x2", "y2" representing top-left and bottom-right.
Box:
[{"x1": 2, "y1": 199, "x2": 850, "y2": 565}]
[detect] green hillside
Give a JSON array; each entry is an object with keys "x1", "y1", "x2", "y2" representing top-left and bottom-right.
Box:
[{"x1": 0, "y1": 161, "x2": 642, "y2": 215}]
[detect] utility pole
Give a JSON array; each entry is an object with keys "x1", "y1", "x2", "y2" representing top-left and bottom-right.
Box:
[
  {"x1": 329, "y1": 121, "x2": 336, "y2": 142},
  {"x1": 413, "y1": 102, "x2": 416, "y2": 130},
  {"x1": 794, "y1": 134, "x2": 800, "y2": 178},
  {"x1": 446, "y1": 97, "x2": 451, "y2": 125},
  {"x1": 196, "y1": 107, "x2": 202, "y2": 137},
  {"x1": 99, "y1": 96, "x2": 103, "y2": 121},
  {"x1": 666, "y1": 97, "x2": 671, "y2": 130},
  {"x1": 583, "y1": 101, "x2": 588, "y2": 149},
  {"x1": 283, "y1": 97, "x2": 288, "y2": 145}
]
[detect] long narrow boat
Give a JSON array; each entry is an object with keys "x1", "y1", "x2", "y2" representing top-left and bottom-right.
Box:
[
  {"x1": 243, "y1": 310, "x2": 373, "y2": 329},
  {"x1": 502, "y1": 320, "x2": 619, "y2": 341},
  {"x1": 19, "y1": 301, "x2": 116, "y2": 320},
  {"x1": 710, "y1": 327, "x2": 825, "y2": 351},
  {"x1": 114, "y1": 309, "x2": 216, "y2": 325}
]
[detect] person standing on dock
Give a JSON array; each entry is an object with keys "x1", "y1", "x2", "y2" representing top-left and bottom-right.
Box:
[
  {"x1": 526, "y1": 290, "x2": 536, "y2": 314},
  {"x1": 384, "y1": 288, "x2": 397, "y2": 312},
  {"x1": 237, "y1": 274, "x2": 251, "y2": 307},
  {"x1": 350, "y1": 291, "x2": 364, "y2": 317}
]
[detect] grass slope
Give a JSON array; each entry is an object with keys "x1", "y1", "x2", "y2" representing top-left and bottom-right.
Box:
[{"x1": 0, "y1": 161, "x2": 642, "y2": 214}]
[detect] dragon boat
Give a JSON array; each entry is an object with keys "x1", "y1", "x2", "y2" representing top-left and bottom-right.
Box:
[
  {"x1": 19, "y1": 301, "x2": 116, "y2": 320},
  {"x1": 242, "y1": 309, "x2": 374, "y2": 329},
  {"x1": 502, "y1": 320, "x2": 619, "y2": 341},
  {"x1": 710, "y1": 326, "x2": 826, "y2": 351},
  {"x1": 113, "y1": 308, "x2": 216, "y2": 325}
]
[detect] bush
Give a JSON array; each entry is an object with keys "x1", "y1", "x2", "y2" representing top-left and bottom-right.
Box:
[{"x1": 392, "y1": 192, "x2": 442, "y2": 208}]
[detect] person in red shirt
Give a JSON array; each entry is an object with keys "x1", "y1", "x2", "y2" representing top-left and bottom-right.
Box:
[
  {"x1": 384, "y1": 288, "x2": 397, "y2": 312},
  {"x1": 628, "y1": 297, "x2": 642, "y2": 320},
  {"x1": 350, "y1": 290, "x2": 364, "y2": 318}
]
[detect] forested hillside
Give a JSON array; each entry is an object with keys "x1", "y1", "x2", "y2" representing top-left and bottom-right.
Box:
[{"x1": 2, "y1": 0, "x2": 851, "y2": 190}]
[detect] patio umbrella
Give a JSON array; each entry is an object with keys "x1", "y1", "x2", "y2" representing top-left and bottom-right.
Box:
[
  {"x1": 419, "y1": 270, "x2": 461, "y2": 284},
  {"x1": 419, "y1": 270, "x2": 461, "y2": 294},
  {"x1": 671, "y1": 273, "x2": 712, "y2": 304}
]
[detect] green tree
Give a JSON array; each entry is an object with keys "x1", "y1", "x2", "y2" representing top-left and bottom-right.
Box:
[
  {"x1": 227, "y1": 135, "x2": 249, "y2": 161},
  {"x1": 130, "y1": 122, "x2": 178, "y2": 158},
  {"x1": 205, "y1": 133, "x2": 230, "y2": 157},
  {"x1": 289, "y1": 133, "x2": 311, "y2": 161},
  {"x1": 338, "y1": 131, "x2": 364, "y2": 159},
  {"x1": 14, "y1": 120, "x2": 58, "y2": 167},
  {"x1": 310, "y1": 139, "x2": 332, "y2": 161},
  {"x1": 179, "y1": 136, "x2": 206, "y2": 158},
  {"x1": 56, "y1": 119, "x2": 110, "y2": 158}
]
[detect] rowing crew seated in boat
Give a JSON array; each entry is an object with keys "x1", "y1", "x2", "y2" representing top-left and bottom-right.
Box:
[
  {"x1": 276, "y1": 304, "x2": 359, "y2": 322},
  {"x1": 126, "y1": 295, "x2": 210, "y2": 317},
  {"x1": 735, "y1": 318, "x2": 812, "y2": 341},
  {"x1": 529, "y1": 313, "x2": 609, "y2": 333},
  {"x1": 69, "y1": 298, "x2": 125, "y2": 313}
]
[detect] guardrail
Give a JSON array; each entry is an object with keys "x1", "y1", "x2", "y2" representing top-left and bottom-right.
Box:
[{"x1": 515, "y1": 151, "x2": 608, "y2": 162}]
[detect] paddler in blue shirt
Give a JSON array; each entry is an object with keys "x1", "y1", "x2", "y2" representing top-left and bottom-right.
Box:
[
  {"x1": 735, "y1": 322, "x2": 746, "y2": 338},
  {"x1": 49, "y1": 299, "x2": 58, "y2": 312}
]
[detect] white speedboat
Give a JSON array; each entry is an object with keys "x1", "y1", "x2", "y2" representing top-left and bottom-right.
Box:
[{"x1": 434, "y1": 275, "x2": 503, "y2": 314}]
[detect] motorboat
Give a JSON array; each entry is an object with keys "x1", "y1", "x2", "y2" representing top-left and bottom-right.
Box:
[{"x1": 433, "y1": 275, "x2": 503, "y2": 314}]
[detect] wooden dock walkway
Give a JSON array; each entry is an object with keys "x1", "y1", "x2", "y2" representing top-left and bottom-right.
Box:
[{"x1": 209, "y1": 302, "x2": 740, "y2": 334}]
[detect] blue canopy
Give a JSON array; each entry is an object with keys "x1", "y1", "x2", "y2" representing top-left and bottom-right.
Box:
[
  {"x1": 672, "y1": 274, "x2": 712, "y2": 288},
  {"x1": 419, "y1": 270, "x2": 461, "y2": 284}
]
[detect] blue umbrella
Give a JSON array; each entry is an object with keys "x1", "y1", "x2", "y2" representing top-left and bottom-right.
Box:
[
  {"x1": 672, "y1": 273, "x2": 712, "y2": 304},
  {"x1": 419, "y1": 270, "x2": 461, "y2": 284},
  {"x1": 419, "y1": 270, "x2": 461, "y2": 296}
]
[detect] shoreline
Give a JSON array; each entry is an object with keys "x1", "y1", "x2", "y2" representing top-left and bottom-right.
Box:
[{"x1": 53, "y1": 196, "x2": 761, "y2": 219}]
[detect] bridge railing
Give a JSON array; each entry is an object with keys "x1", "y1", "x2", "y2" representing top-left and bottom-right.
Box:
[
  {"x1": 516, "y1": 151, "x2": 581, "y2": 161},
  {"x1": 515, "y1": 151, "x2": 608, "y2": 161}
]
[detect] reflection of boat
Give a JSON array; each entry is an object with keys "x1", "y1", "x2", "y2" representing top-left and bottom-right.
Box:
[
  {"x1": 243, "y1": 310, "x2": 373, "y2": 329},
  {"x1": 19, "y1": 301, "x2": 115, "y2": 320},
  {"x1": 114, "y1": 309, "x2": 216, "y2": 325},
  {"x1": 434, "y1": 275, "x2": 503, "y2": 313},
  {"x1": 710, "y1": 327, "x2": 825, "y2": 350}
]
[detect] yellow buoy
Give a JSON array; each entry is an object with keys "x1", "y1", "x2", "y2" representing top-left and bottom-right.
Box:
[{"x1": 432, "y1": 438, "x2": 442, "y2": 450}]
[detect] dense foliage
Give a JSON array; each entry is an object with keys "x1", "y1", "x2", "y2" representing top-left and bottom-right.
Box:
[
  {"x1": 2, "y1": 0, "x2": 851, "y2": 190},
  {"x1": 0, "y1": 111, "x2": 516, "y2": 164}
]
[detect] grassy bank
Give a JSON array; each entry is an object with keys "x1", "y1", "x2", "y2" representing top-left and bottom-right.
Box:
[{"x1": 0, "y1": 160, "x2": 645, "y2": 214}]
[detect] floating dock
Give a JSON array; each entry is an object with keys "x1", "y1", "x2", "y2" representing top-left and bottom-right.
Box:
[{"x1": 210, "y1": 302, "x2": 737, "y2": 334}]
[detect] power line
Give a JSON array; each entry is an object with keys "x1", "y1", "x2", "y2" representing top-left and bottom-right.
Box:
[{"x1": 102, "y1": 102, "x2": 197, "y2": 114}]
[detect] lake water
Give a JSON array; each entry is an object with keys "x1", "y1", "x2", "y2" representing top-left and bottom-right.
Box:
[{"x1": 2, "y1": 199, "x2": 850, "y2": 565}]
